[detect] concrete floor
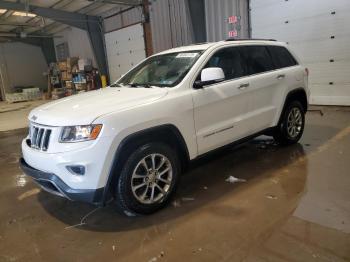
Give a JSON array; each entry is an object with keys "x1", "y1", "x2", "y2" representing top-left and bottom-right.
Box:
[{"x1": 0, "y1": 106, "x2": 349, "y2": 261}]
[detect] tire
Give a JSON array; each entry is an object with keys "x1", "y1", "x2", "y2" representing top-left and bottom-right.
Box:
[
  {"x1": 114, "y1": 142, "x2": 180, "y2": 216},
  {"x1": 274, "y1": 100, "x2": 305, "y2": 145}
]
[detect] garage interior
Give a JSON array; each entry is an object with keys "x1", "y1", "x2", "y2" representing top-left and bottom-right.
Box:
[{"x1": 0, "y1": 0, "x2": 349, "y2": 261}]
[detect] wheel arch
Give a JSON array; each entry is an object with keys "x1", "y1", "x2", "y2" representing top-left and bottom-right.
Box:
[
  {"x1": 278, "y1": 88, "x2": 308, "y2": 125},
  {"x1": 101, "y1": 124, "x2": 190, "y2": 204},
  {"x1": 285, "y1": 88, "x2": 308, "y2": 112}
]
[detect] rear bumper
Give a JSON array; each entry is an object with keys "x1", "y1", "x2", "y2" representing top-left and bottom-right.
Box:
[{"x1": 20, "y1": 158, "x2": 104, "y2": 205}]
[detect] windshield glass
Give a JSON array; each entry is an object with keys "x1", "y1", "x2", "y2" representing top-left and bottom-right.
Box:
[{"x1": 115, "y1": 51, "x2": 203, "y2": 87}]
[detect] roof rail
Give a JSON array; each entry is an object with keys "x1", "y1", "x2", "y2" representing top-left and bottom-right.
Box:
[{"x1": 226, "y1": 38, "x2": 277, "y2": 42}]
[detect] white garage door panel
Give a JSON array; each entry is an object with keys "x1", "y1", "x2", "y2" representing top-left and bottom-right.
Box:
[
  {"x1": 252, "y1": 11, "x2": 349, "y2": 42},
  {"x1": 250, "y1": 0, "x2": 280, "y2": 9},
  {"x1": 306, "y1": 61, "x2": 350, "y2": 84},
  {"x1": 310, "y1": 84, "x2": 350, "y2": 105},
  {"x1": 107, "y1": 50, "x2": 146, "y2": 70},
  {"x1": 251, "y1": 0, "x2": 349, "y2": 26},
  {"x1": 105, "y1": 40, "x2": 145, "y2": 57},
  {"x1": 291, "y1": 39, "x2": 350, "y2": 63},
  {"x1": 104, "y1": 23, "x2": 146, "y2": 83},
  {"x1": 251, "y1": 0, "x2": 350, "y2": 105},
  {"x1": 105, "y1": 24, "x2": 144, "y2": 43},
  {"x1": 310, "y1": 84, "x2": 350, "y2": 96}
]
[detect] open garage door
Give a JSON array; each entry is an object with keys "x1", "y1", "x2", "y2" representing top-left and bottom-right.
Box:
[
  {"x1": 250, "y1": 0, "x2": 350, "y2": 105},
  {"x1": 104, "y1": 23, "x2": 146, "y2": 84}
]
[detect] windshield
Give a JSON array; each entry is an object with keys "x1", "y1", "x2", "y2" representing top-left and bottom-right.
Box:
[{"x1": 115, "y1": 51, "x2": 203, "y2": 87}]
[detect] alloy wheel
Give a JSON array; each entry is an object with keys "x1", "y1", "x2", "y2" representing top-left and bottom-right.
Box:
[
  {"x1": 287, "y1": 107, "x2": 303, "y2": 138},
  {"x1": 131, "y1": 153, "x2": 173, "y2": 204}
]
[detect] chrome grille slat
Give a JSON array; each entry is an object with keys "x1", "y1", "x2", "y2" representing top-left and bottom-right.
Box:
[
  {"x1": 42, "y1": 129, "x2": 51, "y2": 151},
  {"x1": 40, "y1": 129, "x2": 47, "y2": 149},
  {"x1": 32, "y1": 127, "x2": 39, "y2": 148},
  {"x1": 29, "y1": 124, "x2": 52, "y2": 151},
  {"x1": 36, "y1": 129, "x2": 44, "y2": 148}
]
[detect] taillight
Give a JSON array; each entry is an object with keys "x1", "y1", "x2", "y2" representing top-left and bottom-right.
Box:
[{"x1": 305, "y1": 67, "x2": 309, "y2": 76}]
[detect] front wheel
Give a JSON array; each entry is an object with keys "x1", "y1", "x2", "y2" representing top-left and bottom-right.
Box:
[
  {"x1": 114, "y1": 142, "x2": 180, "y2": 216},
  {"x1": 274, "y1": 101, "x2": 305, "y2": 145}
]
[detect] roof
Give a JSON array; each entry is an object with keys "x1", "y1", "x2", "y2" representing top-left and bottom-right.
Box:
[{"x1": 156, "y1": 39, "x2": 286, "y2": 55}]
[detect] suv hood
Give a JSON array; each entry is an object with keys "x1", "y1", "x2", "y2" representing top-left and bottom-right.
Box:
[{"x1": 29, "y1": 87, "x2": 168, "y2": 126}]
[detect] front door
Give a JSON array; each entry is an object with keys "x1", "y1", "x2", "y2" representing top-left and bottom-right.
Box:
[{"x1": 192, "y1": 47, "x2": 255, "y2": 155}]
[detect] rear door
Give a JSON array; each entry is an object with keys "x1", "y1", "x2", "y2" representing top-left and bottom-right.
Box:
[
  {"x1": 192, "y1": 46, "x2": 254, "y2": 155},
  {"x1": 266, "y1": 45, "x2": 304, "y2": 124},
  {"x1": 238, "y1": 45, "x2": 295, "y2": 132}
]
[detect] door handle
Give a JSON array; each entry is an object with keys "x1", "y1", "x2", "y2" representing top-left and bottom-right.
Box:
[
  {"x1": 277, "y1": 74, "x2": 285, "y2": 80},
  {"x1": 238, "y1": 83, "x2": 249, "y2": 90}
]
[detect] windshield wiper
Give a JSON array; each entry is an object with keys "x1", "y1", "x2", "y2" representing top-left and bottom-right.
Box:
[
  {"x1": 110, "y1": 83, "x2": 123, "y2": 87},
  {"x1": 128, "y1": 83, "x2": 152, "y2": 88}
]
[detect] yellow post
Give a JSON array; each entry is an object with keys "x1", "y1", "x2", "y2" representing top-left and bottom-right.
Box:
[{"x1": 101, "y1": 75, "x2": 107, "y2": 88}]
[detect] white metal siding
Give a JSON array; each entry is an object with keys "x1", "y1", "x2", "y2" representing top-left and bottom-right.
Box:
[
  {"x1": 251, "y1": 0, "x2": 350, "y2": 105},
  {"x1": 104, "y1": 23, "x2": 146, "y2": 83},
  {"x1": 54, "y1": 27, "x2": 97, "y2": 67}
]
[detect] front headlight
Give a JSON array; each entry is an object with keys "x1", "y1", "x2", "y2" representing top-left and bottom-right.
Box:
[{"x1": 59, "y1": 124, "x2": 103, "y2": 142}]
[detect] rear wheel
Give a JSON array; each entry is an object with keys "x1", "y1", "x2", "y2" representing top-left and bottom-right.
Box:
[
  {"x1": 274, "y1": 100, "x2": 305, "y2": 145},
  {"x1": 114, "y1": 142, "x2": 180, "y2": 216}
]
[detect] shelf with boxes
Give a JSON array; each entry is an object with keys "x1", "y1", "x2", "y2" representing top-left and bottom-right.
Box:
[{"x1": 49, "y1": 57, "x2": 102, "y2": 100}]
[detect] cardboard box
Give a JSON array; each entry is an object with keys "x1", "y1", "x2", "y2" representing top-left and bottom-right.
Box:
[
  {"x1": 67, "y1": 57, "x2": 79, "y2": 70},
  {"x1": 65, "y1": 81, "x2": 73, "y2": 89},
  {"x1": 61, "y1": 71, "x2": 72, "y2": 80},
  {"x1": 58, "y1": 61, "x2": 67, "y2": 71},
  {"x1": 75, "y1": 83, "x2": 87, "y2": 91},
  {"x1": 51, "y1": 88, "x2": 65, "y2": 100}
]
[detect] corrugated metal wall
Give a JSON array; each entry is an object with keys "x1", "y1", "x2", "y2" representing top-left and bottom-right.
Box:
[
  {"x1": 149, "y1": 0, "x2": 194, "y2": 53},
  {"x1": 205, "y1": 0, "x2": 249, "y2": 41}
]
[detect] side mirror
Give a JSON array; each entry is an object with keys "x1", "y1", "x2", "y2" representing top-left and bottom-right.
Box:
[{"x1": 194, "y1": 67, "x2": 225, "y2": 89}]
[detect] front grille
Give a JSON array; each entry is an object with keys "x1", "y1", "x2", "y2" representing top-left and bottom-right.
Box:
[{"x1": 30, "y1": 125, "x2": 52, "y2": 151}]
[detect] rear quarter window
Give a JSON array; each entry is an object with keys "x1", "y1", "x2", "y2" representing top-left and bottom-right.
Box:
[
  {"x1": 240, "y1": 46, "x2": 274, "y2": 75},
  {"x1": 267, "y1": 46, "x2": 298, "y2": 69}
]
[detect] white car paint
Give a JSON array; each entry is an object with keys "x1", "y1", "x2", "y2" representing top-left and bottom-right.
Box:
[{"x1": 22, "y1": 40, "x2": 309, "y2": 192}]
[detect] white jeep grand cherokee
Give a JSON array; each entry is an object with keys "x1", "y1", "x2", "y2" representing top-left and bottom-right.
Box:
[{"x1": 20, "y1": 39, "x2": 309, "y2": 215}]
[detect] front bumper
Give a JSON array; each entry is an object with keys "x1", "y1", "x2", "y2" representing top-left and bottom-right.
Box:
[{"x1": 20, "y1": 158, "x2": 104, "y2": 205}]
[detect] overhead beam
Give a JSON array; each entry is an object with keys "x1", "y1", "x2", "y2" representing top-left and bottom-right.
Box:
[
  {"x1": 0, "y1": 0, "x2": 108, "y2": 77},
  {"x1": 23, "y1": 0, "x2": 83, "y2": 29},
  {"x1": 30, "y1": 1, "x2": 105, "y2": 35},
  {"x1": 0, "y1": 0, "x2": 93, "y2": 30},
  {"x1": 88, "y1": 0, "x2": 141, "y2": 6}
]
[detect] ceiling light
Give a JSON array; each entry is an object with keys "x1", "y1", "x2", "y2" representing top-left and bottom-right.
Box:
[
  {"x1": 0, "y1": 9, "x2": 7, "y2": 14},
  {"x1": 12, "y1": 11, "x2": 36, "y2": 17}
]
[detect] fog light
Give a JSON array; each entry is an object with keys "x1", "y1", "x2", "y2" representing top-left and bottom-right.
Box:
[{"x1": 66, "y1": 165, "x2": 85, "y2": 175}]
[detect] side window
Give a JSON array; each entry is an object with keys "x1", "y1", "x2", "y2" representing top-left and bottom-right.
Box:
[
  {"x1": 267, "y1": 46, "x2": 298, "y2": 69},
  {"x1": 197, "y1": 47, "x2": 245, "y2": 81},
  {"x1": 240, "y1": 46, "x2": 274, "y2": 75}
]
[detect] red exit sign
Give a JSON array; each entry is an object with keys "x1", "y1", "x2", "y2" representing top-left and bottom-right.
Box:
[
  {"x1": 228, "y1": 15, "x2": 238, "y2": 24},
  {"x1": 228, "y1": 30, "x2": 238, "y2": 38}
]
